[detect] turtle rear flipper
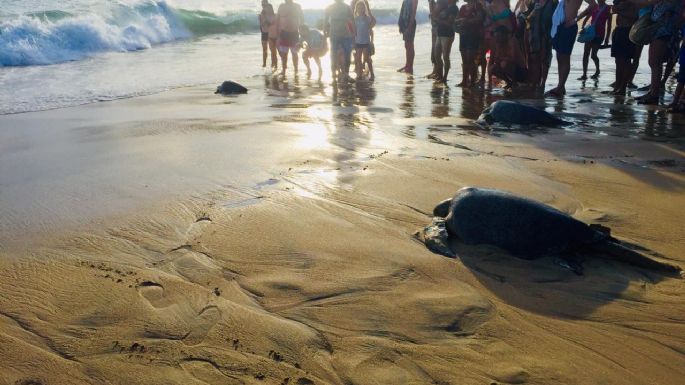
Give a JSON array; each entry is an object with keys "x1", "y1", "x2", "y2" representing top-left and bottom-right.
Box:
[{"x1": 592, "y1": 241, "x2": 682, "y2": 275}]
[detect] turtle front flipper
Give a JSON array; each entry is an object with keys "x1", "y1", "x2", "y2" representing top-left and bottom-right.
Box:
[{"x1": 433, "y1": 198, "x2": 452, "y2": 218}]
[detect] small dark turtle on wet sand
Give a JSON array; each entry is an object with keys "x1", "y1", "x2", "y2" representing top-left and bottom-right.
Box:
[
  {"x1": 477, "y1": 100, "x2": 570, "y2": 127},
  {"x1": 424, "y1": 187, "x2": 682, "y2": 275},
  {"x1": 216, "y1": 81, "x2": 248, "y2": 95}
]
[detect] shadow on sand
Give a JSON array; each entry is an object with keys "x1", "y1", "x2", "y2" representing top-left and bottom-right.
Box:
[{"x1": 443, "y1": 238, "x2": 678, "y2": 319}]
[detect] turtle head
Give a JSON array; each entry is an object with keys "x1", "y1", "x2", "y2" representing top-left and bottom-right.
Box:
[{"x1": 476, "y1": 108, "x2": 494, "y2": 127}]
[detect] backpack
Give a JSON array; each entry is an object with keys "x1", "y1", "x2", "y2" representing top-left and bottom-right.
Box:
[{"x1": 629, "y1": 11, "x2": 664, "y2": 45}]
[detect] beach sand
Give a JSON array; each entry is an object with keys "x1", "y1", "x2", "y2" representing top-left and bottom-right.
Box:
[{"x1": 1, "y1": 25, "x2": 684, "y2": 385}]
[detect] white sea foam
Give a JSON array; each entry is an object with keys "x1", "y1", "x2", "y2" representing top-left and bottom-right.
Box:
[{"x1": 0, "y1": 2, "x2": 190, "y2": 66}]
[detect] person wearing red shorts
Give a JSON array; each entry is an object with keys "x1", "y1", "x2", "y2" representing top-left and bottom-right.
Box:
[{"x1": 276, "y1": 0, "x2": 304, "y2": 75}]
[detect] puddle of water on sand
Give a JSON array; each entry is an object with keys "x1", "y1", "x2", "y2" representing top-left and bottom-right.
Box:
[
  {"x1": 222, "y1": 197, "x2": 265, "y2": 209},
  {"x1": 221, "y1": 178, "x2": 286, "y2": 209}
]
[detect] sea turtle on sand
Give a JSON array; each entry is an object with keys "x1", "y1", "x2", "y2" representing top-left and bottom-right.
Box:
[
  {"x1": 216, "y1": 81, "x2": 248, "y2": 95},
  {"x1": 477, "y1": 100, "x2": 570, "y2": 127},
  {"x1": 424, "y1": 187, "x2": 682, "y2": 275}
]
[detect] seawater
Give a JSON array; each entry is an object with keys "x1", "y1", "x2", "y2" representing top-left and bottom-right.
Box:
[{"x1": 0, "y1": 0, "x2": 429, "y2": 114}]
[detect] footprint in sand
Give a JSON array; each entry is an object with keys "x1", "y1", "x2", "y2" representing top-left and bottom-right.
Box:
[
  {"x1": 137, "y1": 281, "x2": 168, "y2": 308},
  {"x1": 180, "y1": 359, "x2": 229, "y2": 383},
  {"x1": 136, "y1": 280, "x2": 222, "y2": 345},
  {"x1": 182, "y1": 305, "x2": 221, "y2": 346}
]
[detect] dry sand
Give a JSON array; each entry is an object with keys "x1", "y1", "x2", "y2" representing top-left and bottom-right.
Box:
[{"x1": 1, "y1": 37, "x2": 685, "y2": 384}]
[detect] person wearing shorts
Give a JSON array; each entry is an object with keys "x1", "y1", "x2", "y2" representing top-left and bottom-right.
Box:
[
  {"x1": 325, "y1": 0, "x2": 355, "y2": 82},
  {"x1": 552, "y1": 23, "x2": 578, "y2": 55},
  {"x1": 276, "y1": 0, "x2": 304, "y2": 75},
  {"x1": 260, "y1": 1, "x2": 277, "y2": 69},
  {"x1": 577, "y1": 0, "x2": 611, "y2": 80},
  {"x1": 433, "y1": 0, "x2": 459, "y2": 83},
  {"x1": 456, "y1": 0, "x2": 485, "y2": 87},
  {"x1": 610, "y1": 0, "x2": 638, "y2": 95},
  {"x1": 546, "y1": 0, "x2": 597, "y2": 97},
  {"x1": 354, "y1": 1, "x2": 376, "y2": 80}
]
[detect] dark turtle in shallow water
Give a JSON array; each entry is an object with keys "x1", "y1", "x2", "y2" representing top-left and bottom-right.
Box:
[
  {"x1": 477, "y1": 100, "x2": 569, "y2": 127},
  {"x1": 216, "y1": 81, "x2": 248, "y2": 95},
  {"x1": 425, "y1": 187, "x2": 681, "y2": 275}
]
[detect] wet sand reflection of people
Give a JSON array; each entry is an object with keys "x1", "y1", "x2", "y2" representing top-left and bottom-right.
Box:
[
  {"x1": 606, "y1": 101, "x2": 638, "y2": 137},
  {"x1": 643, "y1": 111, "x2": 671, "y2": 138},
  {"x1": 327, "y1": 83, "x2": 375, "y2": 184},
  {"x1": 264, "y1": 73, "x2": 304, "y2": 98},
  {"x1": 400, "y1": 78, "x2": 416, "y2": 118},
  {"x1": 458, "y1": 88, "x2": 488, "y2": 119},
  {"x1": 430, "y1": 85, "x2": 450, "y2": 117},
  {"x1": 331, "y1": 80, "x2": 377, "y2": 106}
]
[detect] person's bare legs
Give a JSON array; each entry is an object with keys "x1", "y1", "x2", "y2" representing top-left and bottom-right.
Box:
[
  {"x1": 547, "y1": 53, "x2": 570, "y2": 96},
  {"x1": 269, "y1": 40, "x2": 278, "y2": 69},
  {"x1": 303, "y1": 52, "x2": 312, "y2": 77},
  {"x1": 433, "y1": 38, "x2": 444, "y2": 82},
  {"x1": 479, "y1": 47, "x2": 488, "y2": 85},
  {"x1": 458, "y1": 51, "x2": 469, "y2": 86},
  {"x1": 590, "y1": 43, "x2": 601, "y2": 79},
  {"x1": 405, "y1": 41, "x2": 415, "y2": 73},
  {"x1": 662, "y1": 55, "x2": 676, "y2": 89},
  {"x1": 314, "y1": 56, "x2": 323, "y2": 79},
  {"x1": 331, "y1": 44, "x2": 339, "y2": 82},
  {"x1": 614, "y1": 57, "x2": 630, "y2": 95},
  {"x1": 262, "y1": 39, "x2": 268, "y2": 67},
  {"x1": 640, "y1": 39, "x2": 667, "y2": 103},
  {"x1": 364, "y1": 49, "x2": 374, "y2": 81},
  {"x1": 343, "y1": 46, "x2": 352, "y2": 78},
  {"x1": 579, "y1": 42, "x2": 590, "y2": 80},
  {"x1": 280, "y1": 50, "x2": 288, "y2": 76},
  {"x1": 628, "y1": 44, "x2": 644, "y2": 87},
  {"x1": 541, "y1": 46, "x2": 552, "y2": 88},
  {"x1": 558, "y1": 53, "x2": 571, "y2": 92},
  {"x1": 292, "y1": 50, "x2": 299, "y2": 74},
  {"x1": 428, "y1": 31, "x2": 438, "y2": 78},
  {"x1": 470, "y1": 51, "x2": 480, "y2": 87},
  {"x1": 440, "y1": 37, "x2": 454, "y2": 83},
  {"x1": 355, "y1": 48, "x2": 363, "y2": 78}
]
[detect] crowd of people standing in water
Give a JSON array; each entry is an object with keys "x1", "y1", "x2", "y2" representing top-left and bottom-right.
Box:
[{"x1": 260, "y1": 0, "x2": 685, "y2": 110}]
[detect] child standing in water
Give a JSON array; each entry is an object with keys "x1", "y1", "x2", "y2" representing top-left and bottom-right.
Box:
[
  {"x1": 354, "y1": 1, "x2": 376, "y2": 80},
  {"x1": 300, "y1": 25, "x2": 328, "y2": 79},
  {"x1": 577, "y1": 0, "x2": 611, "y2": 80},
  {"x1": 259, "y1": 1, "x2": 277, "y2": 68}
]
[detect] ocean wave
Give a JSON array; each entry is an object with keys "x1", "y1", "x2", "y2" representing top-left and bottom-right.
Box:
[{"x1": 0, "y1": 1, "x2": 428, "y2": 67}]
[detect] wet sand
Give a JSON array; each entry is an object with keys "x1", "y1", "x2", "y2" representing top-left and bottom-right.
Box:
[{"x1": 1, "y1": 25, "x2": 684, "y2": 385}]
